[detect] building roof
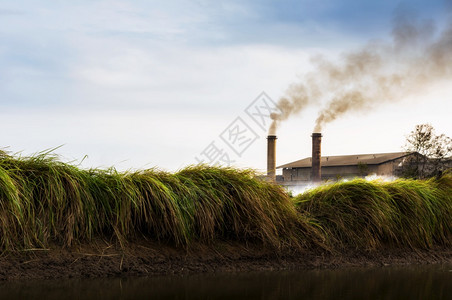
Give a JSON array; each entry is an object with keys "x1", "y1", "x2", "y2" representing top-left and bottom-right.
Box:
[{"x1": 277, "y1": 152, "x2": 410, "y2": 169}]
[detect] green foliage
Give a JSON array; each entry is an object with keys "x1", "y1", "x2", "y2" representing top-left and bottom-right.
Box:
[
  {"x1": 294, "y1": 172, "x2": 452, "y2": 250},
  {"x1": 1, "y1": 150, "x2": 452, "y2": 252},
  {"x1": 0, "y1": 152, "x2": 312, "y2": 251}
]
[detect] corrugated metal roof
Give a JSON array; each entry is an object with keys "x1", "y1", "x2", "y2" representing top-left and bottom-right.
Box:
[{"x1": 277, "y1": 152, "x2": 410, "y2": 169}]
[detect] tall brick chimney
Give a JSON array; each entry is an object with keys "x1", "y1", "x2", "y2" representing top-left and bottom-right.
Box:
[
  {"x1": 311, "y1": 133, "x2": 322, "y2": 182},
  {"x1": 267, "y1": 135, "x2": 277, "y2": 181}
]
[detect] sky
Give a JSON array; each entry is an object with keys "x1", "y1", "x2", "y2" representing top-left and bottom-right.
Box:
[{"x1": 0, "y1": 0, "x2": 451, "y2": 173}]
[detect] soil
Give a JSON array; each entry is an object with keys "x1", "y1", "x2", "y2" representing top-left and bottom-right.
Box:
[{"x1": 2, "y1": 239, "x2": 452, "y2": 281}]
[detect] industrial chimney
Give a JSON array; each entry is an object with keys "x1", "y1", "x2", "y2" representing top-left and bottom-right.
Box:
[
  {"x1": 311, "y1": 133, "x2": 322, "y2": 182},
  {"x1": 267, "y1": 135, "x2": 277, "y2": 181}
]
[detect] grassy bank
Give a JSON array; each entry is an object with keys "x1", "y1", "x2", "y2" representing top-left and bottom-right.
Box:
[
  {"x1": 0, "y1": 151, "x2": 313, "y2": 251},
  {"x1": 1, "y1": 150, "x2": 452, "y2": 252},
  {"x1": 294, "y1": 173, "x2": 452, "y2": 250}
]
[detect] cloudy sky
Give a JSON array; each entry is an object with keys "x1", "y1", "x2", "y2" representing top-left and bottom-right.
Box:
[{"x1": 1, "y1": 0, "x2": 451, "y2": 173}]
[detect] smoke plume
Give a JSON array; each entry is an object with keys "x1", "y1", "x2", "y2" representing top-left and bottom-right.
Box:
[
  {"x1": 270, "y1": 6, "x2": 452, "y2": 134},
  {"x1": 269, "y1": 80, "x2": 317, "y2": 134}
]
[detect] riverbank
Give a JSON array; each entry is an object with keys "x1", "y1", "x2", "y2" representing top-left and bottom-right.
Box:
[
  {"x1": 2, "y1": 239, "x2": 452, "y2": 280},
  {"x1": 1, "y1": 152, "x2": 452, "y2": 280}
]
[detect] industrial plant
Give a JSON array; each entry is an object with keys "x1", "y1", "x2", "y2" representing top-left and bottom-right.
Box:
[{"x1": 266, "y1": 133, "x2": 424, "y2": 185}]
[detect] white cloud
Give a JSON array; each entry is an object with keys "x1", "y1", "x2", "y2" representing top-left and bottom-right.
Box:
[
  {"x1": 1, "y1": 0, "x2": 451, "y2": 173},
  {"x1": 68, "y1": 33, "x2": 313, "y2": 110}
]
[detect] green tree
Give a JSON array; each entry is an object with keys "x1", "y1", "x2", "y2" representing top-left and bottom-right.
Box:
[{"x1": 402, "y1": 124, "x2": 452, "y2": 178}]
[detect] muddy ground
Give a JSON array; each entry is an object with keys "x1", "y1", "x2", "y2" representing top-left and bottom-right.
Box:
[{"x1": 2, "y1": 239, "x2": 452, "y2": 281}]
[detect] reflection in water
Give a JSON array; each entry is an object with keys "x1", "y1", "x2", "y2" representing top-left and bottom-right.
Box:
[{"x1": 1, "y1": 265, "x2": 452, "y2": 300}]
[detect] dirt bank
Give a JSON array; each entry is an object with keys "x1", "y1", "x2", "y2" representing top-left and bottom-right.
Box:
[{"x1": 2, "y1": 239, "x2": 452, "y2": 281}]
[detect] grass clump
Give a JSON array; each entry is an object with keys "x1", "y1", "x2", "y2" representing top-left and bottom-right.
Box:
[
  {"x1": 0, "y1": 151, "x2": 308, "y2": 251},
  {"x1": 1, "y1": 149, "x2": 452, "y2": 253},
  {"x1": 294, "y1": 180, "x2": 396, "y2": 249},
  {"x1": 294, "y1": 172, "x2": 452, "y2": 250}
]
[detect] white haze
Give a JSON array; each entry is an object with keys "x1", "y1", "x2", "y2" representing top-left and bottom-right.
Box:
[{"x1": 287, "y1": 174, "x2": 399, "y2": 196}]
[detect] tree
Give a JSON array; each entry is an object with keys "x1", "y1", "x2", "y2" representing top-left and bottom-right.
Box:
[{"x1": 401, "y1": 124, "x2": 452, "y2": 179}]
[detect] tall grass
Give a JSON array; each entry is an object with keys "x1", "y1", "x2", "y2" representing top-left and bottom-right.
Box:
[
  {"x1": 1, "y1": 150, "x2": 452, "y2": 252},
  {"x1": 294, "y1": 172, "x2": 452, "y2": 250},
  {"x1": 0, "y1": 151, "x2": 312, "y2": 251}
]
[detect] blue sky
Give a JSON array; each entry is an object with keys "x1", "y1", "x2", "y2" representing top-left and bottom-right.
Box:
[{"x1": 1, "y1": 0, "x2": 451, "y2": 171}]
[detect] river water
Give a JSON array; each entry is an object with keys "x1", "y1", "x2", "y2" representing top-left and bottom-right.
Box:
[{"x1": 1, "y1": 265, "x2": 451, "y2": 299}]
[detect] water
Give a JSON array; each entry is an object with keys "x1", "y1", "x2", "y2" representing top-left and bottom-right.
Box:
[{"x1": 1, "y1": 265, "x2": 452, "y2": 299}]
